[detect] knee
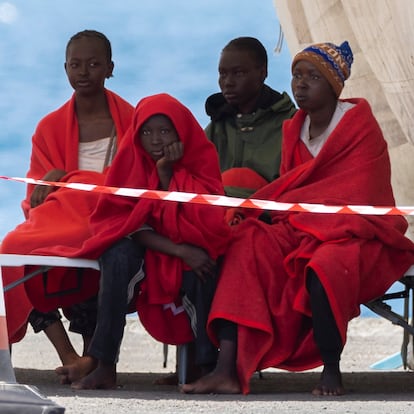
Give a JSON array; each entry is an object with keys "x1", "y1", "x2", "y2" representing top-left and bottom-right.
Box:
[
  {"x1": 99, "y1": 238, "x2": 144, "y2": 285},
  {"x1": 101, "y1": 238, "x2": 143, "y2": 262},
  {"x1": 0, "y1": 231, "x2": 19, "y2": 254}
]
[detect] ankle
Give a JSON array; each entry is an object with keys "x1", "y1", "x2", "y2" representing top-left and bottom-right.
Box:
[
  {"x1": 97, "y1": 360, "x2": 116, "y2": 372},
  {"x1": 323, "y1": 361, "x2": 340, "y2": 373},
  {"x1": 61, "y1": 350, "x2": 81, "y2": 365}
]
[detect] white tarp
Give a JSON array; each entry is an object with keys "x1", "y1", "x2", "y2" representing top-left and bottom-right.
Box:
[{"x1": 273, "y1": 0, "x2": 414, "y2": 237}]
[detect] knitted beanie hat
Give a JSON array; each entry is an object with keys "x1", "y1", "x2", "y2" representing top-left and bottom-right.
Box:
[{"x1": 291, "y1": 41, "x2": 354, "y2": 97}]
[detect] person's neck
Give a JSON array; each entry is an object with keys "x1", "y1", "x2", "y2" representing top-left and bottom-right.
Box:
[
  {"x1": 307, "y1": 101, "x2": 338, "y2": 140},
  {"x1": 235, "y1": 88, "x2": 263, "y2": 115},
  {"x1": 75, "y1": 90, "x2": 109, "y2": 120}
]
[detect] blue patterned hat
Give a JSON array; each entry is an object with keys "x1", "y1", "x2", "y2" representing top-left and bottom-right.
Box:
[{"x1": 292, "y1": 41, "x2": 354, "y2": 97}]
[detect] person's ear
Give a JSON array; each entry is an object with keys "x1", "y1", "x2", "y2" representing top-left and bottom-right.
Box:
[
  {"x1": 106, "y1": 61, "x2": 114, "y2": 79},
  {"x1": 260, "y1": 65, "x2": 268, "y2": 83},
  {"x1": 263, "y1": 68, "x2": 267, "y2": 82}
]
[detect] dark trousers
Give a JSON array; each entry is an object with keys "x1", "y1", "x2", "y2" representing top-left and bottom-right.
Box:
[
  {"x1": 29, "y1": 297, "x2": 98, "y2": 337},
  {"x1": 88, "y1": 238, "x2": 144, "y2": 364},
  {"x1": 181, "y1": 270, "x2": 218, "y2": 367},
  {"x1": 88, "y1": 238, "x2": 218, "y2": 367},
  {"x1": 217, "y1": 269, "x2": 343, "y2": 365}
]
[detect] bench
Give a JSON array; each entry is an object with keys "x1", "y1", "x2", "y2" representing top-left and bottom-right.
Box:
[
  {"x1": 1, "y1": 254, "x2": 413, "y2": 380},
  {"x1": 365, "y1": 264, "x2": 414, "y2": 368},
  {"x1": 0, "y1": 254, "x2": 100, "y2": 294},
  {"x1": 0, "y1": 253, "x2": 188, "y2": 384}
]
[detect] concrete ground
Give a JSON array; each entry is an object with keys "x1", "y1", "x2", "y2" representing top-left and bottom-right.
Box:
[{"x1": 8, "y1": 317, "x2": 414, "y2": 414}]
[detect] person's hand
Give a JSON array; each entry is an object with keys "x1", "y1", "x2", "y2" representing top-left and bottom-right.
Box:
[
  {"x1": 156, "y1": 141, "x2": 183, "y2": 172},
  {"x1": 177, "y1": 243, "x2": 216, "y2": 282},
  {"x1": 30, "y1": 169, "x2": 67, "y2": 208},
  {"x1": 156, "y1": 141, "x2": 183, "y2": 189}
]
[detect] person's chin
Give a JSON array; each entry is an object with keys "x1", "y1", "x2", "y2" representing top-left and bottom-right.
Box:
[{"x1": 223, "y1": 94, "x2": 239, "y2": 105}]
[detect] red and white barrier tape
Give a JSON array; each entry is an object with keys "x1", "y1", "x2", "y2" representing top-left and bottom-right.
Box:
[{"x1": 1, "y1": 175, "x2": 414, "y2": 216}]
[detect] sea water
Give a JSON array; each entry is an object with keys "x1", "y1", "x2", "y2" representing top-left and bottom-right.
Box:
[{"x1": 0, "y1": 0, "x2": 292, "y2": 239}]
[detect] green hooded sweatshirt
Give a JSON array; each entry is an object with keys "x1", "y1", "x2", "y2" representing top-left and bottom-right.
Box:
[{"x1": 204, "y1": 85, "x2": 296, "y2": 198}]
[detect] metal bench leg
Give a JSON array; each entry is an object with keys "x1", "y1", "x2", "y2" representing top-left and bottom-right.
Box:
[
  {"x1": 163, "y1": 343, "x2": 168, "y2": 368},
  {"x1": 402, "y1": 281, "x2": 410, "y2": 368},
  {"x1": 177, "y1": 344, "x2": 188, "y2": 385}
]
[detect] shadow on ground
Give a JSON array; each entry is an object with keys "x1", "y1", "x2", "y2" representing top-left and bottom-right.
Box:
[{"x1": 14, "y1": 368, "x2": 414, "y2": 402}]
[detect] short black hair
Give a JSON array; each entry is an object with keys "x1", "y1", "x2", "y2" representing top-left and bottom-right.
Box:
[
  {"x1": 222, "y1": 37, "x2": 268, "y2": 68},
  {"x1": 66, "y1": 30, "x2": 112, "y2": 62}
]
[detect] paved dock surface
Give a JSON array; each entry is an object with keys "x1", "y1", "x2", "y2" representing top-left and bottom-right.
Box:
[{"x1": 10, "y1": 317, "x2": 414, "y2": 414}]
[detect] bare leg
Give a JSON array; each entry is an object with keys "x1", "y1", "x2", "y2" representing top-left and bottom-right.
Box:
[
  {"x1": 82, "y1": 335, "x2": 92, "y2": 356},
  {"x1": 43, "y1": 320, "x2": 80, "y2": 365},
  {"x1": 307, "y1": 270, "x2": 345, "y2": 396},
  {"x1": 70, "y1": 361, "x2": 117, "y2": 390},
  {"x1": 55, "y1": 355, "x2": 97, "y2": 384},
  {"x1": 312, "y1": 362, "x2": 345, "y2": 396},
  {"x1": 181, "y1": 339, "x2": 241, "y2": 394}
]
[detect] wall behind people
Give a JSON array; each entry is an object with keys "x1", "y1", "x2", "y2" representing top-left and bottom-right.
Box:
[{"x1": 273, "y1": 0, "x2": 414, "y2": 240}]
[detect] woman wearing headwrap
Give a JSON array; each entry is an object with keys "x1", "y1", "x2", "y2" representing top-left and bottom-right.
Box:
[
  {"x1": 50, "y1": 93, "x2": 230, "y2": 389},
  {"x1": 182, "y1": 41, "x2": 414, "y2": 396}
]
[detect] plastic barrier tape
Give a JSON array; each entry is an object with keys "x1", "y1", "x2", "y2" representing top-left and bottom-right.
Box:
[{"x1": 1, "y1": 175, "x2": 414, "y2": 216}]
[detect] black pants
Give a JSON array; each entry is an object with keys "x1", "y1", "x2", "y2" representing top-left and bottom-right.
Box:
[
  {"x1": 88, "y1": 238, "x2": 144, "y2": 364},
  {"x1": 217, "y1": 269, "x2": 343, "y2": 365},
  {"x1": 29, "y1": 297, "x2": 98, "y2": 337},
  {"x1": 181, "y1": 269, "x2": 218, "y2": 367},
  {"x1": 88, "y1": 238, "x2": 218, "y2": 366}
]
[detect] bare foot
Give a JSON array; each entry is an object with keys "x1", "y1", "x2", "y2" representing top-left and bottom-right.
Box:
[
  {"x1": 71, "y1": 363, "x2": 116, "y2": 390},
  {"x1": 153, "y1": 372, "x2": 178, "y2": 385},
  {"x1": 57, "y1": 353, "x2": 82, "y2": 384},
  {"x1": 181, "y1": 370, "x2": 241, "y2": 394},
  {"x1": 55, "y1": 355, "x2": 97, "y2": 384},
  {"x1": 312, "y1": 365, "x2": 345, "y2": 396},
  {"x1": 62, "y1": 350, "x2": 81, "y2": 366}
]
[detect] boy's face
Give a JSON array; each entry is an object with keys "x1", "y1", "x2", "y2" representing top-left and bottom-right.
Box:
[
  {"x1": 139, "y1": 114, "x2": 179, "y2": 161},
  {"x1": 218, "y1": 48, "x2": 267, "y2": 114},
  {"x1": 291, "y1": 60, "x2": 336, "y2": 111},
  {"x1": 65, "y1": 37, "x2": 114, "y2": 96}
]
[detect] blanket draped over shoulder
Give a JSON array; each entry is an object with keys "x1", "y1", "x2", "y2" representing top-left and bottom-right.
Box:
[
  {"x1": 1, "y1": 89, "x2": 133, "y2": 343},
  {"x1": 206, "y1": 98, "x2": 414, "y2": 394},
  {"x1": 41, "y1": 93, "x2": 231, "y2": 345}
]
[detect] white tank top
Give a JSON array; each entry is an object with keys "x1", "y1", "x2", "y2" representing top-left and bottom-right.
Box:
[
  {"x1": 78, "y1": 136, "x2": 116, "y2": 172},
  {"x1": 300, "y1": 101, "x2": 355, "y2": 157}
]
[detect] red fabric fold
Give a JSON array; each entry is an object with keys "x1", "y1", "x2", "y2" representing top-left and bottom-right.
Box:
[
  {"x1": 1, "y1": 89, "x2": 133, "y2": 343},
  {"x1": 207, "y1": 98, "x2": 414, "y2": 394},
  {"x1": 41, "y1": 93, "x2": 230, "y2": 344}
]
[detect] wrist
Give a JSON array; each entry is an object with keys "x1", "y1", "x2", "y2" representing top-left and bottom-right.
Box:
[{"x1": 173, "y1": 243, "x2": 185, "y2": 259}]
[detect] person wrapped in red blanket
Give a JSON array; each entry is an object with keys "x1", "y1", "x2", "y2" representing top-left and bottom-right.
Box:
[
  {"x1": 0, "y1": 31, "x2": 134, "y2": 364},
  {"x1": 49, "y1": 93, "x2": 230, "y2": 389},
  {"x1": 182, "y1": 41, "x2": 414, "y2": 396}
]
